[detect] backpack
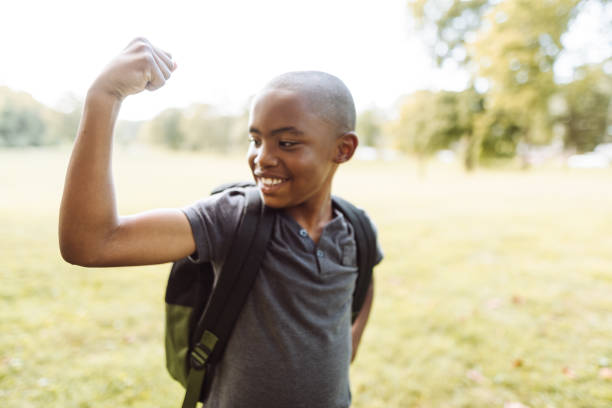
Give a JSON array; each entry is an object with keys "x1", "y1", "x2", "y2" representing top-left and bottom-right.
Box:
[{"x1": 164, "y1": 182, "x2": 377, "y2": 408}]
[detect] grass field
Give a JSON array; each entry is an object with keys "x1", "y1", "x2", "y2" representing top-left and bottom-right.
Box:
[{"x1": 1, "y1": 147, "x2": 611, "y2": 408}]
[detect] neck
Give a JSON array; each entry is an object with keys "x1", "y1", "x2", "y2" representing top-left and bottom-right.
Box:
[{"x1": 285, "y1": 191, "x2": 333, "y2": 244}]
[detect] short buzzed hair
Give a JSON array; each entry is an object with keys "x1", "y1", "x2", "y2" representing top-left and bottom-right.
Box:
[{"x1": 264, "y1": 71, "x2": 356, "y2": 134}]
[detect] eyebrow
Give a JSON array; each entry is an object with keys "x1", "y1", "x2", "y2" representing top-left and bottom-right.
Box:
[{"x1": 249, "y1": 126, "x2": 304, "y2": 136}]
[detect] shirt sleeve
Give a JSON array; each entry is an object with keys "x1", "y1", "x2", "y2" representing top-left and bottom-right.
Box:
[{"x1": 181, "y1": 188, "x2": 247, "y2": 264}]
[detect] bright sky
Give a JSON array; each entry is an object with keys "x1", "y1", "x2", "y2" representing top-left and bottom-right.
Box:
[{"x1": 1, "y1": 0, "x2": 609, "y2": 120}]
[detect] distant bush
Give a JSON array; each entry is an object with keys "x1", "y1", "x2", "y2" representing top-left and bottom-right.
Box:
[{"x1": 0, "y1": 104, "x2": 46, "y2": 147}]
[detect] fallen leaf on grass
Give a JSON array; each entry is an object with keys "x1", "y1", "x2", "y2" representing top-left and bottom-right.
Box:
[
  {"x1": 599, "y1": 367, "x2": 612, "y2": 380},
  {"x1": 562, "y1": 366, "x2": 576, "y2": 379},
  {"x1": 513, "y1": 359, "x2": 523, "y2": 368},
  {"x1": 511, "y1": 295, "x2": 524, "y2": 305}
]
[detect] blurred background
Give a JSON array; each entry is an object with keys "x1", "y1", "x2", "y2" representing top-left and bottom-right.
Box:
[
  {"x1": 1, "y1": 0, "x2": 611, "y2": 168},
  {"x1": 1, "y1": 1, "x2": 611, "y2": 407}
]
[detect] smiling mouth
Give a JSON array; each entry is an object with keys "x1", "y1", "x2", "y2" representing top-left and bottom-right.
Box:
[
  {"x1": 256, "y1": 176, "x2": 288, "y2": 190},
  {"x1": 260, "y1": 177, "x2": 284, "y2": 185}
]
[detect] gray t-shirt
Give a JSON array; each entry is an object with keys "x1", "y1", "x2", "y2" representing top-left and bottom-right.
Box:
[{"x1": 182, "y1": 187, "x2": 382, "y2": 408}]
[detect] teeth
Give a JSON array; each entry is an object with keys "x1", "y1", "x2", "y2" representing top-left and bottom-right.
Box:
[{"x1": 260, "y1": 177, "x2": 284, "y2": 185}]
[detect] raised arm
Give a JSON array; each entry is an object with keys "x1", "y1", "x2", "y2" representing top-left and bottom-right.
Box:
[{"x1": 59, "y1": 38, "x2": 195, "y2": 267}]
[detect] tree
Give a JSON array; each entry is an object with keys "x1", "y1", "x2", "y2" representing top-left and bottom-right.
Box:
[
  {"x1": 0, "y1": 86, "x2": 49, "y2": 147},
  {"x1": 0, "y1": 104, "x2": 46, "y2": 147},
  {"x1": 408, "y1": 0, "x2": 491, "y2": 68},
  {"x1": 356, "y1": 108, "x2": 384, "y2": 147},
  {"x1": 407, "y1": 0, "x2": 610, "y2": 167},
  {"x1": 47, "y1": 94, "x2": 82, "y2": 144},
  {"x1": 180, "y1": 104, "x2": 234, "y2": 152},
  {"x1": 478, "y1": 109, "x2": 522, "y2": 158},
  {"x1": 141, "y1": 108, "x2": 185, "y2": 149},
  {"x1": 392, "y1": 89, "x2": 483, "y2": 172},
  {"x1": 470, "y1": 0, "x2": 581, "y2": 147},
  {"x1": 558, "y1": 63, "x2": 612, "y2": 151},
  {"x1": 141, "y1": 104, "x2": 246, "y2": 152}
]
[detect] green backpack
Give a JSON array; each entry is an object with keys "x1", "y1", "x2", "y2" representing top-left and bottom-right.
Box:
[{"x1": 164, "y1": 182, "x2": 377, "y2": 408}]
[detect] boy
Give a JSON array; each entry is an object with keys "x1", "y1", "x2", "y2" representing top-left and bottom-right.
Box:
[{"x1": 59, "y1": 38, "x2": 382, "y2": 407}]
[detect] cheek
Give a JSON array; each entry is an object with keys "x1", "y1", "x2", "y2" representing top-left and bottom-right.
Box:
[
  {"x1": 246, "y1": 146, "x2": 256, "y2": 168},
  {"x1": 293, "y1": 151, "x2": 329, "y2": 180}
]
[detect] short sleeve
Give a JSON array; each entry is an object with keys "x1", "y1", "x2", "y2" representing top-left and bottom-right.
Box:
[{"x1": 181, "y1": 188, "x2": 247, "y2": 264}]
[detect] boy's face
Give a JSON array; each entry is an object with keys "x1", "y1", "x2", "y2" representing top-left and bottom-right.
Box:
[{"x1": 247, "y1": 88, "x2": 340, "y2": 209}]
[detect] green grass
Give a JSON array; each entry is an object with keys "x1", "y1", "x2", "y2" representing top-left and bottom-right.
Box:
[{"x1": 1, "y1": 147, "x2": 611, "y2": 407}]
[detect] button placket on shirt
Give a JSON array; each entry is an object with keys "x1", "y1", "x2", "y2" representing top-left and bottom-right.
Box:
[{"x1": 298, "y1": 228, "x2": 326, "y2": 273}]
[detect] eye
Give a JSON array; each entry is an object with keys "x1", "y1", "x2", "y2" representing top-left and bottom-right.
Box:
[
  {"x1": 279, "y1": 140, "x2": 299, "y2": 148},
  {"x1": 249, "y1": 136, "x2": 261, "y2": 147}
]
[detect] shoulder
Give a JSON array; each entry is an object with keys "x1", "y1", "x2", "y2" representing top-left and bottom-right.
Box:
[
  {"x1": 332, "y1": 197, "x2": 383, "y2": 266},
  {"x1": 184, "y1": 185, "x2": 251, "y2": 219},
  {"x1": 332, "y1": 196, "x2": 375, "y2": 233},
  {"x1": 181, "y1": 185, "x2": 254, "y2": 263}
]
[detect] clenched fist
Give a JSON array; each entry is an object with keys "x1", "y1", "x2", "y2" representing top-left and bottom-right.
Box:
[{"x1": 89, "y1": 37, "x2": 176, "y2": 100}]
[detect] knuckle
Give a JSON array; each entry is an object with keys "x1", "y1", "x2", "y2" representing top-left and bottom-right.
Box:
[
  {"x1": 148, "y1": 79, "x2": 165, "y2": 91},
  {"x1": 133, "y1": 42, "x2": 153, "y2": 54},
  {"x1": 131, "y1": 36, "x2": 149, "y2": 45},
  {"x1": 126, "y1": 37, "x2": 149, "y2": 52},
  {"x1": 139, "y1": 52, "x2": 156, "y2": 67}
]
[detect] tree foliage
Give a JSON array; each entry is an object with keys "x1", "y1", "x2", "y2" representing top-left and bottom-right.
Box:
[
  {"x1": 356, "y1": 108, "x2": 384, "y2": 147},
  {"x1": 0, "y1": 87, "x2": 49, "y2": 147},
  {"x1": 391, "y1": 89, "x2": 484, "y2": 169},
  {"x1": 408, "y1": 0, "x2": 490, "y2": 67},
  {"x1": 558, "y1": 63, "x2": 612, "y2": 151},
  {"x1": 405, "y1": 0, "x2": 611, "y2": 169},
  {"x1": 470, "y1": 0, "x2": 581, "y2": 145},
  {"x1": 0, "y1": 87, "x2": 84, "y2": 147},
  {"x1": 0, "y1": 86, "x2": 247, "y2": 152},
  {"x1": 139, "y1": 104, "x2": 247, "y2": 152},
  {"x1": 0, "y1": 104, "x2": 46, "y2": 147},
  {"x1": 141, "y1": 108, "x2": 185, "y2": 149}
]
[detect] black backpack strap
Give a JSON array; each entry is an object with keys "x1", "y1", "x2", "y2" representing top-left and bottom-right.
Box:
[
  {"x1": 332, "y1": 196, "x2": 377, "y2": 323},
  {"x1": 181, "y1": 187, "x2": 275, "y2": 408},
  {"x1": 210, "y1": 181, "x2": 255, "y2": 195}
]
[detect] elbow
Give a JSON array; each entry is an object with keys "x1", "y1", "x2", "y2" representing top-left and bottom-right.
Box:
[
  {"x1": 59, "y1": 230, "x2": 103, "y2": 267},
  {"x1": 59, "y1": 240, "x2": 97, "y2": 267}
]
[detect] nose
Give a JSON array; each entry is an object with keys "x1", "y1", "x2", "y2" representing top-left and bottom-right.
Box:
[{"x1": 252, "y1": 140, "x2": 279, "y2": 168}]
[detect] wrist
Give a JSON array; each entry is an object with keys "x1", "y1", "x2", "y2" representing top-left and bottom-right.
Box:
[
  {"x1": 86, "y1": 86, "x2": 123, "y2": 111},
  {"x1": 83, "y1": 86, "x2": 123, "y2": 125},
  {"x1": 87, "y1": 81, "x2": 124, "y2": 104}
]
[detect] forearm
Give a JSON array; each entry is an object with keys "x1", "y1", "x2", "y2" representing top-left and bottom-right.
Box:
[{"x1": 59, "y1": 89, "x2": 122, "y2": 265}]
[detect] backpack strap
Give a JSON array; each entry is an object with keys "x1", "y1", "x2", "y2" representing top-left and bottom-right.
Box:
[
  {"x1": 210, "y1": 181, "x2": 255, "y2": 195},
  {"x1": 332, "y1": 196, "x2": 377, "y2": 323},
  {"x1": 181, "y1": 187, "x2": 275, "y2": 408}
]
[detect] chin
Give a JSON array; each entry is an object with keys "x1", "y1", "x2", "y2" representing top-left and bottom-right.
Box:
[
  {"x1": 258, "y1": 190, "x2": 298, "y2": 209},
  {"x1": 261, "y1": 195, "x2": 289, "y2": 209}
]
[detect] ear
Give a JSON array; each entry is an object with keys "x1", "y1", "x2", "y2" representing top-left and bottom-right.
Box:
[{"x1": 333, "y1": 132, "x2": 359, "y2": 164}]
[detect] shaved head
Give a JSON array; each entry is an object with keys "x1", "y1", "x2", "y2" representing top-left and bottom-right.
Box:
[{"x1": 262, "y1": 71, "x2": 356, "y2": 134}]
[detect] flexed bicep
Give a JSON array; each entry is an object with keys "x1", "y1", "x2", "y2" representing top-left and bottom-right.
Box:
[
  {"x1": 98, "y1": 209, "x2": 196, "y2": 267},
  {"x1": 59, "y1": 38, "x2": 185, "y2": 268}
]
